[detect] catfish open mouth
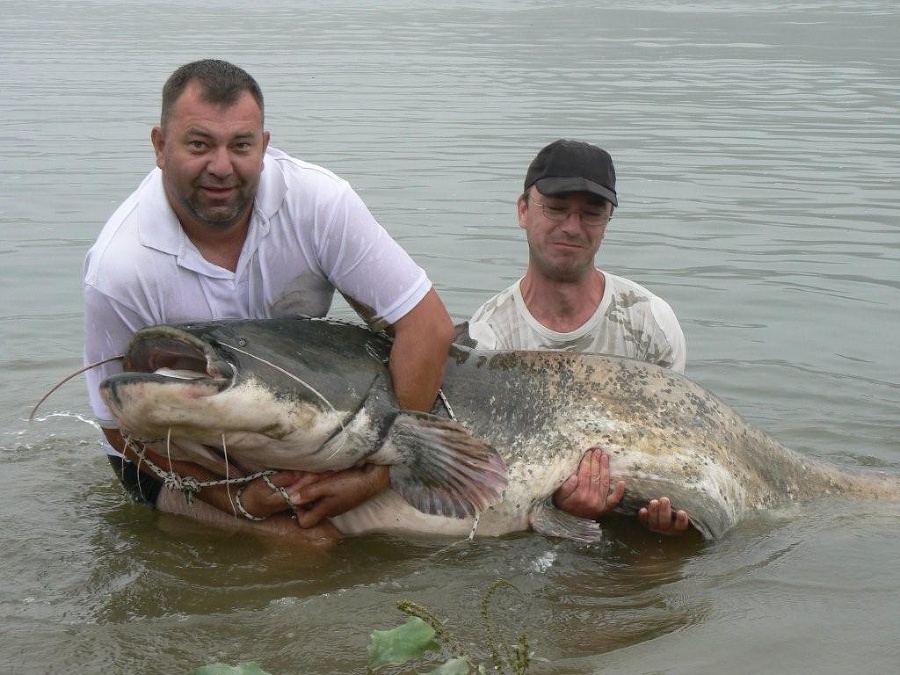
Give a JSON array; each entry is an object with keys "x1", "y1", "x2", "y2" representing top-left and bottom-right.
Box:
[{"x1": 121, "y1": 327, "x2": 235, "y2": 390}]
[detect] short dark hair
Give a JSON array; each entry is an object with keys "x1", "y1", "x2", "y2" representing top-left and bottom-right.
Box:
[{"x1": 160, "y1": 59, "x2": 264, "y2": 127}]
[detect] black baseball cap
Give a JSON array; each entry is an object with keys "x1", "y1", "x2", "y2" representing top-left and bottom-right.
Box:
[{"x1": 524, "y1": 139, "x2": 617, "y2": 207}]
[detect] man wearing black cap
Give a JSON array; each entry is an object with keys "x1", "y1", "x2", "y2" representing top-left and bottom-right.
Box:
[{"x1": 468, "y1": 139, "x2": 690, "y2": 534}]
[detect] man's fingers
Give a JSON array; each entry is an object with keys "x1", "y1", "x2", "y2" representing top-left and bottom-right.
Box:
[
  {"x1": 587, "y1": 447, "x2": 603, "y2": 483},
  {"x1": 637, "y1": 497, "x2": 691, "y2": 534},
  {"x1": 556, "y1": 474, "x2": 579, "y2": 500},
  {"x1": 295, "y1": 503, "x2": 327, "y2": 529},
  {"x1": 607, "y1": 480, "x2": 626, "y2": 508},
  {"x1": 287, "y1": 471, "x2": 335, "y2": 490},
  {"x1": 262, "y1": 470, "x2": 306, "y2": 488}
]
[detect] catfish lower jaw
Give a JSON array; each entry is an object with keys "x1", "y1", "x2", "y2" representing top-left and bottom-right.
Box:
[
  {"x1": 100, "y1": 373, "x2": 231, "y2": 427},
  {"x1": 105, "y1": 371, "x2": 230, "y2": 392}
]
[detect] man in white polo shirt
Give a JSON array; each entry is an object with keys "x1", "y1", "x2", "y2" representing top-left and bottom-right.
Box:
[
  {"x1": 84, "y1": 59, "x2": 454, "y2": 541},
  {"x1": 469, "y1": 139, "x2": 691, "y2": 535}
]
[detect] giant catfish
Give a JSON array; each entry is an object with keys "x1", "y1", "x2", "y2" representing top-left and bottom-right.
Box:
[{"x1": 100, "y1": 318, "x2": 899, "y2": 540}]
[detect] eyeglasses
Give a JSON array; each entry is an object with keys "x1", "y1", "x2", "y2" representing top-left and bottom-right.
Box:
[{"x1": 530, "y1": 198, "x2": 612, "y2": 227}]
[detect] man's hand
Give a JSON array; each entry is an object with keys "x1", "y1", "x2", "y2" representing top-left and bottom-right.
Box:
[
  {"x1": 284, "y1": 464, "x2": 391, "y2": 528},
  {"x1": 233, "y1": 470, "x2": 313, "y2": 519},
  {"x1": 638, "y1": 497, "x2": 691, "y2": 535},
  {"x1": 553, "y1": 447, "x2": 626, "y2": 520}
]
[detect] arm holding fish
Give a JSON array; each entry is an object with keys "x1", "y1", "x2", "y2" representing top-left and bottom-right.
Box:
[
  {"x1": 281, "y1": 289, "x2": 455, "y2": 528},
  {"x1": 273, "y1": 212, "x2": 455, "y2": 528},
  {"x1": 282, "y1": 465, "x2": 391, "y2": 529},
  {"x1": 320, "y1": 202, "x2": 455, "y2": 414},
  {"x1": 385, "y1": 288, "x2": 455, "y2": 411},
  {"x1": 101, "y1": 427, "x2": 340, "y2": 533},
  {"x1": 84, "y1": 284, "x2": 318, "y2": 521}
]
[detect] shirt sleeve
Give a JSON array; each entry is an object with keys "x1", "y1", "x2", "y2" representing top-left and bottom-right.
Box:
[
  {"x1": 466, "y1": 319, "x2": 499, "y2": 349},
  {"x1": 312, "y1": 186, "x2": 431, "y2": 328},
  {"x1": 649, "y1": 295, "x2": 687, "y2": 373}
]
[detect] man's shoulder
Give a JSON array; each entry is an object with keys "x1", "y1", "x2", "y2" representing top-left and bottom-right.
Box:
[
  {"x1": 601, "y1": 271, "x2": 686, "y2": 370},
  {"x1": 605, "y1": 272, "x2": 678, "y2": 313},
  {"x1": 467, "y1": 281, "x2": 525, "y2": 350},
  {"x1": 258, "y1": 147, "x2": 355, "y2": 218},
  {"x1": 264, "y1": 147, "x2": 349, "y2": 189},
  {"x1": 85, "y1": 168, "x2": 188, "y2": 293},
  {"x1": 86, "y1": 171, "x2": 171, "y2": 278},
  {"x1": 106, "y1": 167, "x2": 165, "y2": 219},
  {"x1": 469, "y1": 280, "x2": 519, "y2": 322},
  {"x1": 604, "y1": 271, "x2": 658, "y2": 298}
]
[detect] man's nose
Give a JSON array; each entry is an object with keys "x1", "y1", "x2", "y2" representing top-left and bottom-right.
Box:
[
  {"x1": 206, "y1": 146, "x2": 233, "y2": 177},
  {"x1": 558, "y1": 210, "x2": 586, "y2": 231}
]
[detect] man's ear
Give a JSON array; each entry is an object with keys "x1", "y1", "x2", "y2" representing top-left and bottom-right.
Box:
[
  {"x1": 150, "y1": 126, "x2": 165, "y2": 169},
  {"x1": 516, "y1": 194, "x2": 529, "y2": 230},
  {"x1": 259, "y1": 130, "x2": 271, "y2": 171}
]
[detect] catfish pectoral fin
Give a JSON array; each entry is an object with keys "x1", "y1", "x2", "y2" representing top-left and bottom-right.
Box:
[
  {"x1": 529, "y1": 499, "x2": 606, "y2": 543},
  {"x1": 385, "y1": 412, "x2": 508, "y2": 519}
]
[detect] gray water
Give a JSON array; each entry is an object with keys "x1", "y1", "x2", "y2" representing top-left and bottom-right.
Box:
[{"x1": 2, "y1": 0, "x2": 898, "y2": 673}]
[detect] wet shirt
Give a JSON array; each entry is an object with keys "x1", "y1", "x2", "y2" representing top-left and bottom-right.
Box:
[
  {"x1": 84, "y1": 147, "x2": 430, "y2": 437},
  {"x1": 468, "y1": 272, "x2": 686, "y2": 372}
]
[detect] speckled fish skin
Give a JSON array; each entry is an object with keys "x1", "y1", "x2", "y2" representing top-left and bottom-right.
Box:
[
  {"x1": 101, "y1": 318, "x2": 899, "y2": 540},
  {"x1": 422, "y1": 346, "x2": 899, "y2": 539}
]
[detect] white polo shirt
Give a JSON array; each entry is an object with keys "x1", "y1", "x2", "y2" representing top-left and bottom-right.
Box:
[{"x1": 84, "y1": 147, "x2": 430, "y2": 437}]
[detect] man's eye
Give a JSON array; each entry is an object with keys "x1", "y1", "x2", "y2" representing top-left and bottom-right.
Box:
[{"x1": 547, "y1": 206, "x2": 568, "y2": 216}]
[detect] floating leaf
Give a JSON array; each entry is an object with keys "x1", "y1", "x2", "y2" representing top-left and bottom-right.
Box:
[
  {"x1": 425, "y1": 656, "x2": 473, "y2": 674},
  {"x1": 367, "y1": 616, "x2": 440, "y2": 670}
]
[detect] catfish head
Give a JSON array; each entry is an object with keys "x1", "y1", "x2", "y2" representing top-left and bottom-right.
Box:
[{"x1": 100, "y1": 318, "x2": 395, "y2": 472}]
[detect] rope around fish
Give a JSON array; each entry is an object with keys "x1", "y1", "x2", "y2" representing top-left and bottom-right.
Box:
[
  {"x1": 31, "y1": 346, "x2": 482, "y2": 531},
  {"x1": 121, "y1": 431, "x2": 298, "y2": 519}
]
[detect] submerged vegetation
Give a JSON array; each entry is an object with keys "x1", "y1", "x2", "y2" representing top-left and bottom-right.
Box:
[
  {"x1": 367, "y1": 579, "x2": 531, "y2": 674},
  {"x1": 193, "y1": 580, "x2": 532, "y2": 675}
]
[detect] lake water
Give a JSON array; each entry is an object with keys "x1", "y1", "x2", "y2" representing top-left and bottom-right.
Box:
[{"x1": 1, "y1": 0, "x2": 898, "y2": 673}]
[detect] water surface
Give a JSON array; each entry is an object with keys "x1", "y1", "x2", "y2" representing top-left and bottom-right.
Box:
[{"x1": 1, "y1": 1, "x2": 898, "y2": 673}]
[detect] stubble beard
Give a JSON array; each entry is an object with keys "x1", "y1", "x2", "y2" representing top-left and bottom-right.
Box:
[
  {"x1": 525, "y1": 226, "x2": 599, "y2": 284},
  {"x1": 530, "y1": 242, "x2": 596, "y2": 284},
  {"x1": 180, "y1": 190, "x2": 254, "y2": 231},
  {"x1": 531, "y1": 254, "x2": 595, "y2": 284}
]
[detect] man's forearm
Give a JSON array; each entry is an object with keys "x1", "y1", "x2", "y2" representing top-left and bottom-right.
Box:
[{"x1": 388, "y1": 288, "x2": 454, "y2": 411}]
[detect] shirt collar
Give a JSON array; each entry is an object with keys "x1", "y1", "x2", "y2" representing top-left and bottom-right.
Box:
[{"x1": 136, "y1": 148, "x2": 286, "y2": 260}]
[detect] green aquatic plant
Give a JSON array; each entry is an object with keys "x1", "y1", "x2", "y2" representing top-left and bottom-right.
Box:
[
  {"x1": 366, "y1": 579, "x2": 531, "y2": 674},
  {"x1": 193, "y1": 581, "x2": 531, "y2": 675}
]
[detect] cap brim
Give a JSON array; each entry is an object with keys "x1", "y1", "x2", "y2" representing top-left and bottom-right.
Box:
[{"x1": 534, "y1": 177, "x2": 618, "y2": 206}]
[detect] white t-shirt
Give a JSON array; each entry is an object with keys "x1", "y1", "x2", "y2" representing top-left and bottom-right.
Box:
[
  {"x1": 84, "y1": 147, "x2": 431, "y2": 440},
  {"x1": 468, "y1": 272, "x2": 686, "y2": 372}
]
